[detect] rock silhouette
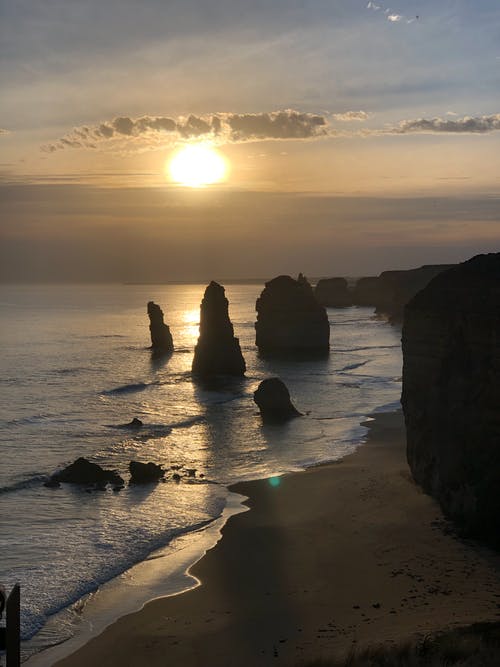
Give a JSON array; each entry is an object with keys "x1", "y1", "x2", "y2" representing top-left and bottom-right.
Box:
[
  {"x1": 255, "y1": 275, "x2": 330, "y2": 357},
  {"x1": 314, "y1": 277, "x2": 352, "y2": 307},
  {"x1": 352, "y1": 265, "x2": 454, "y2": 322},
  {"x1": 46, "y1": 457, "x2": 124, "y2": 487},
  {"x1": 147, "y1": 301, "x2": 174, "y2": 355},
  {"x1": 129, "y1": 460, "x2": 165, "y2": 484},
  {"x1": 402, "y1": 253, "x2": 500, "y2": 545},
  {"x1": 254, "y1": 378, "x2": 301, "y2": 423},
  {"x1": 192, "y1": 281, "x2": 246, "y2": 377}
]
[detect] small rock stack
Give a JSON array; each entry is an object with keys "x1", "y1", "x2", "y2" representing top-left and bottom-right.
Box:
[{"x1": 147, "y1": 301, "x2": 174, "y2": 355}]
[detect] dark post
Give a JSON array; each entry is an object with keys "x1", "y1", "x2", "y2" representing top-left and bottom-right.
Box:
[{"x1": 6, "y1": 585, "x2": 20, "y2": 667}]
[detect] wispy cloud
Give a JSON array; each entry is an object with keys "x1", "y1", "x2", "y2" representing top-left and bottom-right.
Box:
[
  {"x1": 331, "y1": 111, "x2": 370, "y2": 122},
  {"x1": 0, "y1": 129, "x2": 10, "y2": 136},
  {"x1": 42, "y1": 109, "x2": 359, "y2": 152},
  {"x1": 393, "y1": 114, "x2": 500, "y2": 134},
  {"x1": 367, "y1": 1, "x2": 417, "y2": 25}
]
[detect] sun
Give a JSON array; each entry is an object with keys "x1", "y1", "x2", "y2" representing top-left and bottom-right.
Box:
[{"x1": 167, "y1": 144, "x2": 228, "y2": 187}]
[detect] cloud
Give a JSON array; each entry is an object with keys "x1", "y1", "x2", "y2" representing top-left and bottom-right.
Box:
[
  {"x1": 0, "y1": 129, "x2": 10, "y2": 136},
  {"x1": 227, "y1": 111, "x2": 327, "y2": 140},
  {"x1": 332, "y1": 111, "x2": 370, "y2": 122},
  {"x1": 367, "y1": 2, "x2": 416, "y2": 25},
  {"x1": 42, "y1": 110, "x2": 330, "y2": 152},
  {"x1": 394, "y1": 114, "x2": 500, "y2": 134}
]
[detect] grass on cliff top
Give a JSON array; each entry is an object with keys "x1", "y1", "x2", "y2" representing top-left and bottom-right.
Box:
[{"x1": 299, "y1": 622, "x2": 500, "y2": 667}]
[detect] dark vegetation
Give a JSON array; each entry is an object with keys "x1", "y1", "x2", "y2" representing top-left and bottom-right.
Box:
[{"x1": 299, "y1": 622, "x2": 500, "y2": 666}]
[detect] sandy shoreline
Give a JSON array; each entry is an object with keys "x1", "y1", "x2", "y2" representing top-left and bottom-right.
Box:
[{"x1": 52, "y1": 410, "x2": 500, "y2": 666}]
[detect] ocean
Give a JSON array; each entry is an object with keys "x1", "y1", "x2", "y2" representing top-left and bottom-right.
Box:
[{"x1": 0, "y1": 283, "x2": 402, "y2": 662}]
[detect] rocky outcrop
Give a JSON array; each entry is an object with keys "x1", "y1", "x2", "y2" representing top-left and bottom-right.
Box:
[
  {"x1": 352, "y1": 266, "x2": 454, "y2": 322},
  {"x1": 46, "y1": 457, "x2": 124, "y2": 488},
  {"x1": 125, "y1": 417, "x2": 143, "y2": 429},
  {"x1": 147, "y1": 301, "x2": 174, "y2": 355},
  {"x1": 129, "y1": 460, "x2": 165, "y2": 484},
  {"x1": 314, "y1": 278, "x2": 352, "y2": 307},
  {"x1": 254, "y1": 378, "x2": 301, "y2": 423},
  {"x1": 351, "y1": 277, "x2": 382, "y2": 307},
  {"x1": 401, "y1": 253, "x2": 500, "y2": 544},
  {"x1": 192, "y1": 281, "x2": 246, "y2": 377},
  {"x1": 255, "y1": 275, "x2": 330, "y2": 357}
]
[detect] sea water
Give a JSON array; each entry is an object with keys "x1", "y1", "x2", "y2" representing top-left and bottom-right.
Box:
[{"x1": 0, "y1": 283, "x2": 402, "y2": 661}]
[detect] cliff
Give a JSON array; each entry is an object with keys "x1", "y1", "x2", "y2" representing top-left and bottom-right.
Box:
[
  {"x1": 255, "y1": 275, "x2": 330, "y2": 358},
  {"x1": 401, "y1": 253, "x2": 500, "y2": 544},
  {"x1": 350, "y1": 265, "x2": 454, "y2": 322},
  {"x1": 192, "y1": 281, "x2": 246, "y2": 377}
]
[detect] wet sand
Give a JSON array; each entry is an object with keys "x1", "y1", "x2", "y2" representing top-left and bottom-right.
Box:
[{"x1": 54, "y1": 410, "x2": 500, "y2": 666}]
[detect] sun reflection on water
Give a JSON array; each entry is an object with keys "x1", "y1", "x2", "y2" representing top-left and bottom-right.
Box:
[{"x1": 182, "y1": 308, "x2": 200, "y2": 342}]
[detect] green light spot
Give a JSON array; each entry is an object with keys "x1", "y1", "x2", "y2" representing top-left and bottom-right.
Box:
[{"x1": 268, "y1": 476, "x2": 281, "y2": 488}]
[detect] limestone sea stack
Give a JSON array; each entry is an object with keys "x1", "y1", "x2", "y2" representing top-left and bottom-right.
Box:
[
  {"x1": 401, "y1": 253, "x2": 500, "y2": 545},
  {"x1": 314, "y1": 277, "x2": 352, "y2": 307},
  {"x1": 147, "y1": 301, "x2": 174, "y2": 355},
  {"x1": 254, "y1": 378, "x2": 301, "y2": 423},
  {"x1": 192, "y1": 281, "x2": 246, "y2": 377},
  {"x1": 255, "y1": 275, "x2": 330, "y2": 357}
]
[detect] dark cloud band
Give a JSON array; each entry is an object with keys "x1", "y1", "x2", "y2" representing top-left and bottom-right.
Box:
[
  {"x1": 42, "y1": 109, "x2": 332, "y2": 152},
  {"x1": 395, "y1": 114, "x2": 500, "y2": 134}
]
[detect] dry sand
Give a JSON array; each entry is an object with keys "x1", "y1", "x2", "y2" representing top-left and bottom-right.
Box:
[{"x1": 54, "y1": 411, "x2": 500, "y2": 666}]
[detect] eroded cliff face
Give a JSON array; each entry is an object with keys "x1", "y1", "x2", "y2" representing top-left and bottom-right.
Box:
[
  {"x1": 351, "y1": 265, "x2": 454, "y2": 322},
  {"x1": 401, "y1": 253, "x2": 500, "y2": 544},
  {"x1": 255, "y1": 275, "x2": 330, "y2": 358}
]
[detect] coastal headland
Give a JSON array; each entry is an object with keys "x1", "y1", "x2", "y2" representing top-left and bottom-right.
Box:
[{"x1": 53, "y1": 410, "x2": 500, "y2": 667}]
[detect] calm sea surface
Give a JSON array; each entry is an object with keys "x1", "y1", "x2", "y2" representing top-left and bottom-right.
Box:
[{"x1": 0, "y1": 283, "x2": 402, "y2": 660}]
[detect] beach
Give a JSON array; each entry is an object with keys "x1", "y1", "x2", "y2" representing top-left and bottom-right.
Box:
[{"x1": 52, "y1": 410, "x2": 500, "y2": 666}]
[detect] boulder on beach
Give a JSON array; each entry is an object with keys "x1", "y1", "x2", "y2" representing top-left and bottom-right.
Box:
[
  {"x1": 314, "y1": 277, "x2": 352, "y2": 308},
  {"x1": 402, "y1": 253, "x2": 500, "y2": 545},
  {"x1": 254, "y1": 378, "x2": 302, "y2": 423},
  {"x1": 255, "y1": 275, "x2": 330, "y2": 357},
  {"x1": 129, "y1": 460, "x2": 165, "y2": 484},
  {"x1": 147, "y1": 301, "x2": 174, "y2": 355},
  {"x1": 47, "y1": 457, "x2": 124, "y2": 487},
  {"x1": 192, "y1": 281, "x2": 246, "y2": 377}
]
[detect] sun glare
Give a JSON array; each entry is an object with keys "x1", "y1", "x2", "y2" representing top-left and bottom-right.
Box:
[{"x1": 167, "y1": 144, "x2": 228, "y2": 187}]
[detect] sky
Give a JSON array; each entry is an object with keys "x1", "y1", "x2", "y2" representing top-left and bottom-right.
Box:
[{"x1": 1, "y1": 0, "x2": 499, "y2": 282}]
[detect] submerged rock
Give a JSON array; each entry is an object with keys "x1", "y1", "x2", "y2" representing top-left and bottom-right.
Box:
[
  {"x1": 314, "y1": 277, "x2": 352, "y2": 307},
  {"x1": 129, "y1": 460, "x2": 165, "y2": 484},
  {"x1": 255, "y1": 275, "x2": 330, "y2": 357},
  {"x1": 48, "y1": 457, "x2": 124, "y2": 487},
  {"x1": 402, "y1": 253, "x2": 500, "y2": 545},
  {"x1": 147, "y1": 301, "x2": 174, "y2": 355},
  {"x1": 254, "y1": 378, "x2": 302, "y2": 423},
  {"x1": 192, "y1": 281, "x2": 246, "y2": 377},
  {"x1": 125, "y1": 417, "x2": 143, "y2": 429}
]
